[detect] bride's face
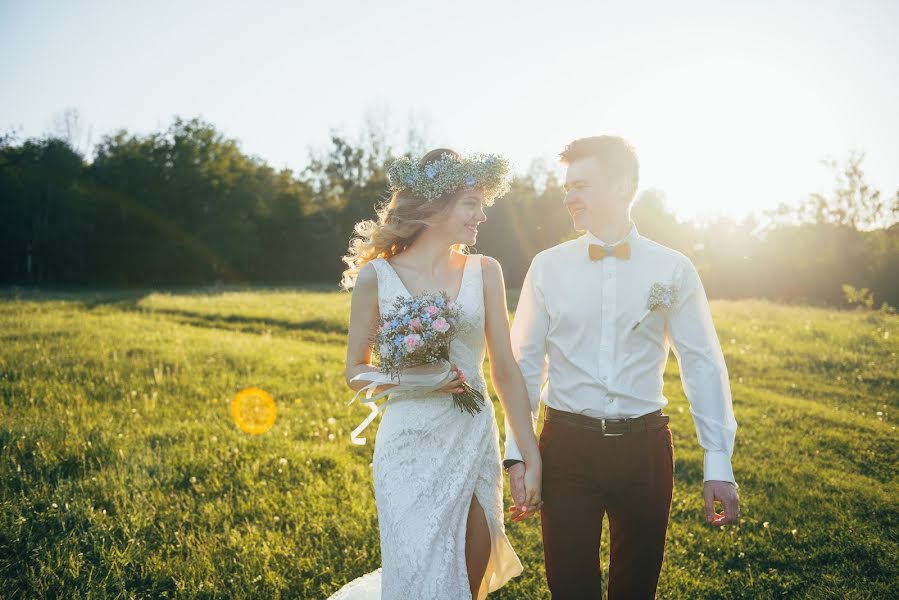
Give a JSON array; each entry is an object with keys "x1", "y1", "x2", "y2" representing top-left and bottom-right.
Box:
[{"x1": 436, "y1": 189, "x2": 488, "y2": 245}]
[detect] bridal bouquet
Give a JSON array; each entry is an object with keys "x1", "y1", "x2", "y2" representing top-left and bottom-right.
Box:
[
  {"x1": 347, "y1": 290, "x2": 485, "y2": 445},
  {"x1": 373, "y1": 291, "x2": 485, "y2": 414}
]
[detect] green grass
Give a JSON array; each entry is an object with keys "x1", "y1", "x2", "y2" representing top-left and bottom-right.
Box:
[{"x1": 1, "y1": 286, "x2": 897, "y2": 598}]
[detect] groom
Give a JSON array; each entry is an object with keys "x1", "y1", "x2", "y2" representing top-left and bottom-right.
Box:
[{"x1": 503, "y1": 136, "x2": 740, "y2": 599}]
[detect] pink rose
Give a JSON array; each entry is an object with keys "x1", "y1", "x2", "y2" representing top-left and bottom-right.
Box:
[
  {"x1": 446, "y1": 300, "x2": 456, "y2": 310},
  {"x1": 425, "y1": 305, "x2": 439, "y2": 316},
  {"x1": 432, "y1": 318, "x2": 449, "y2": 333},
  {"x1": 408, "y1": 318, "x2": 422, "y2": 331},
  {"x1": 403, "y1": 334, "x2": 422, "y2": 351}
]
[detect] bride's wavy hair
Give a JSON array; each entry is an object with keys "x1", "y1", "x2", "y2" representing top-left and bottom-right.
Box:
[{"x1": 340, "y1": 148, "x2": 469, "y2": 290}]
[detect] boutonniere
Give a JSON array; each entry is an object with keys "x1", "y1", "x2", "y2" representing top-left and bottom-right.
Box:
[{"x1": 631, "y1": 282, "x2": 677, "y2": 331}]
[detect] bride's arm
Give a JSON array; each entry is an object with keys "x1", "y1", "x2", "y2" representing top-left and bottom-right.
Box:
[
  {"x1": 344, "y1": 262, "x2": 397, "y2": 394},
  {"x1": 481, "y1": 256, "x2": 542, "y2": 481}
]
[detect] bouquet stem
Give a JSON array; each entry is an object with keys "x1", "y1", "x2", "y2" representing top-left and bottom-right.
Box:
[
  {"x1": 631, "y1": 309, "x2": 651, "y2": 331},
  {"x1": 453, "y1": 382, "x2": 486, "y2": 415}
]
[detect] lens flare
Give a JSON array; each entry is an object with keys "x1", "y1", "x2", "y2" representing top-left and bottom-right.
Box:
[{"x1": 231, "y1": 387, "x2": 276, "y2": 434}]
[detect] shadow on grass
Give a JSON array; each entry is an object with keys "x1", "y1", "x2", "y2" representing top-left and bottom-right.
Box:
[{"x1": 0, "y1": 285, "x2": 349, "y2": 341}]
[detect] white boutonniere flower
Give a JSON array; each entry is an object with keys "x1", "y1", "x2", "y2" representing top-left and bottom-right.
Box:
[{"x1": 631, "y1": 282, "x2": 677, "y2": 331}]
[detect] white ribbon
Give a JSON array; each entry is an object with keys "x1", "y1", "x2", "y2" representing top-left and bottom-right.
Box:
[{"x1": 346, "y1": 360, "x2": 456, "y2": 445}]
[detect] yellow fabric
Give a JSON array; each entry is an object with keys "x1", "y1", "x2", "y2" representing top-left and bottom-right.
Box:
[{"x1": 588, "y1": 241, "x2": 631, "y2": 261}]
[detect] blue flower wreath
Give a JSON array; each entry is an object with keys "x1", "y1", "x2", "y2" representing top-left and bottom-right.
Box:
[{"x1": 386, "y1": 151, "x2": 513, "y2": 203}]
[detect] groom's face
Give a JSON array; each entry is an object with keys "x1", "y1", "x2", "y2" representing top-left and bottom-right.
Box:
[{"x1": 563, "y1": 157, "x2": 625, "y2": 232}]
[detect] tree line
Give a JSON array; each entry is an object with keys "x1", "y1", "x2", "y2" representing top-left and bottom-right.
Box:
[{"x1": 2, "y1": 115, "x2": 897, "y2": 309}]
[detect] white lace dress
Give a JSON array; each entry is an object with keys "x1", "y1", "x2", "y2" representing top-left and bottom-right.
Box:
[{"x1": 328, "y1": 253, "x2": 523, "y2": 600}]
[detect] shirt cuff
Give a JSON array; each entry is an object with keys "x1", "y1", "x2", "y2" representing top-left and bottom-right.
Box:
[
  {"x1": 704, "y1": 450, "x2": 738, "y2": 489},
  {"x1": 503, "y1": 414, "x2": 525, "y2": 464}
]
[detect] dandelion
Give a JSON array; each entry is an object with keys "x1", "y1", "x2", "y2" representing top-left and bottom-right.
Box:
[
  {"x1": 328, "y1": 433, "x2": 336, "y2": 441},
  {"x1": 279, "y1": 457, "x2": 288, "y2": 466},
  {"x1": 327, "y1": 417, "x2": 337, "y2": 425},
  {"x1": 190, "y1": 476, "x2": 197, "y2": 484}
]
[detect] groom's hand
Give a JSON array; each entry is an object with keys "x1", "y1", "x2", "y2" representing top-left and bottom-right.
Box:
[
  {"x1": 703, "y1": 480, "x2": 740, "y2": 526},
  {"x1": 507, "y1": 463, "x2": 536, "y2": 522}
]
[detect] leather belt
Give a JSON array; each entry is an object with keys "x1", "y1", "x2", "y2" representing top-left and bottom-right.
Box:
[{"x1": 544, "y1": 405, "x2": 669, "y2": 436}]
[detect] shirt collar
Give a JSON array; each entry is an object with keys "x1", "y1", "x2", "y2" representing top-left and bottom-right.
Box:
[{"x1": 582, "y1": 220, "x2": 641, "y2": 248}]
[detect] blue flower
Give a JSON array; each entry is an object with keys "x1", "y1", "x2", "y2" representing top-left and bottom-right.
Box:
[
  {"x1": 424, "y1": 164, "x2": 438, "y2": 179},
  {"x1": 465, "y1": 174, "x2": 477, "y2": 187},
  {"x1": 406, "y1": 176, "x2": 415, "y2": 186}
]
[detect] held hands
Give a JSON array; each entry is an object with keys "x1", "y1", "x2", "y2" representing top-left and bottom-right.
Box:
[
  {"x1": 703, "y1": 480, "x2": 740, "y2": 526},
  {"x1": 507, "y1": 461, "x2": 543, "y2": 522}
]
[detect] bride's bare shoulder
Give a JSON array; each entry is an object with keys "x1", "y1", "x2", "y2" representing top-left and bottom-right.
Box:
[
  {"x1": 478, "y1": 255, "x2": 505, "y2": 289},
  {"x1": 353, "y1": 261, "x2": 379, "y2": 293}
]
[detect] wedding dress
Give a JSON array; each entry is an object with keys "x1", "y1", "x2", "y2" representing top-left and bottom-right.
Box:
[{"x1": 328, "y1": 253, "x2": 523, "y2": 599}]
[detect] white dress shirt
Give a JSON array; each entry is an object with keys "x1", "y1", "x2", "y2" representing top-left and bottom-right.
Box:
[{"x1": 503, "y1": 221, "x2": 739, "y2": 488}]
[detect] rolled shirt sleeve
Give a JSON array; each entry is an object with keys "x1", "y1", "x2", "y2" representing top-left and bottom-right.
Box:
[
  {"x1": 665, "y1": 256, "x2": 739, "y2": 489},
  {"x1": 503, "y1": 255, "x2": 550, "y2": 464}
]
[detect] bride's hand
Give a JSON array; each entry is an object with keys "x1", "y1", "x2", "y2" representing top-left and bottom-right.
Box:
[{"x1": 435, "y1": 364, "x2": 465, "y2": 394}]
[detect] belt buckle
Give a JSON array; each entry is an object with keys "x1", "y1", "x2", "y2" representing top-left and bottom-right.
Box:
[{"x1": 601, "y1": 418, "x2": 625, "y2": 437}]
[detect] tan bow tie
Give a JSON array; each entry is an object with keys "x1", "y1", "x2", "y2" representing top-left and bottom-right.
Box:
[{"x1": 588, "y1": 241, "x2": 631, "y2": 261}]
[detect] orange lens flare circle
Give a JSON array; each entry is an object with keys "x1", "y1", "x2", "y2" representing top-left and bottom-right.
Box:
[{"x1": 231, "y1": 387, "x2": 276, "y2": 434}]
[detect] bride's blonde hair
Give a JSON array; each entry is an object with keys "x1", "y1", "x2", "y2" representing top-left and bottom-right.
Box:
[{"x1": 340, "y1": 148, "x2": 468, "y2": 290}]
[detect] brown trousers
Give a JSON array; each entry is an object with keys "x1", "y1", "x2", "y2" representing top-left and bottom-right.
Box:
[{"x1": 539, "y1": 407, "x2": 674, "y2": 599}]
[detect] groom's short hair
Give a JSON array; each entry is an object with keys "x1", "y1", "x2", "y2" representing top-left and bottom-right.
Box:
[{"x1": 559, "y1": 136, "x2": 639, "y2": 200}]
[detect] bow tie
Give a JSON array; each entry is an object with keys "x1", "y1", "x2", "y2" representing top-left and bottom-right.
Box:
[{"x1": 588, "y1": 241, "x2": 631, "y2": 261}]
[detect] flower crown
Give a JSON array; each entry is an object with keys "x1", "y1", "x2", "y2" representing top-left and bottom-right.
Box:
[{"x1": 386, "y1": 151, "x2": 513, "y2": 204}]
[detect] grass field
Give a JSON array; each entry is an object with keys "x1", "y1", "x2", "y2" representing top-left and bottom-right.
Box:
[{"x1": 1, "y1": 286, "x2": 897, "y2": 599}]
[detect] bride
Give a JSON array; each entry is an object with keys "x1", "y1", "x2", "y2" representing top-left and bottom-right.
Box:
[{"x1": 331, "y1": 148, "x2": 543, "y2": 599}]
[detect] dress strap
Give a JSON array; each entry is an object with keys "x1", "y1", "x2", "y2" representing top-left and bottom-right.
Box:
[{"x1": 468, "y1": 253, "x2": 483, "y2": 291}]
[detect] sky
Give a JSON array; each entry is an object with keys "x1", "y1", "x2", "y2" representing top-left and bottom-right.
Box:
[{"x1": 2, "y1": 0, "x2": 898, "y2": 224}]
